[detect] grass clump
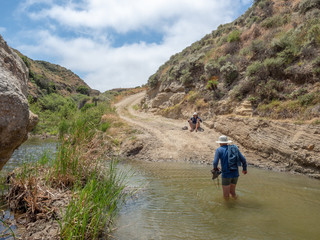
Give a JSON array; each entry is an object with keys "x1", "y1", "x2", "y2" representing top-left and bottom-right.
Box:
[
  {"x1": 7, "y1": 98, "x2": 130, "y2": 239},
  {"x1": 59, "y1": 159, "x2": 128, "y2": 240}
]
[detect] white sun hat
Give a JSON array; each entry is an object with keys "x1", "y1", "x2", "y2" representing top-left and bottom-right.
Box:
[
  {"x1": 216, "y1": 135, "x2": 233, "y2": 143},
  {"x1": 193, "y1": 112, "x2": 198, "y2": 115}
]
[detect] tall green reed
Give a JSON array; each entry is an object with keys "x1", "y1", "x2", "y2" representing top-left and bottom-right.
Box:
[{"x1": 58, "y1": 159, "x2": 129, "y2": 240}]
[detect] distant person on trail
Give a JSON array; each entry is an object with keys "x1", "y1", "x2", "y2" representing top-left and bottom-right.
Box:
[
  {"x1": 213, "y1": 135, "x2": 247, "y2": 200},
  {"x1": 188, "y1": 112, "x2": 202, "y2": 132}
]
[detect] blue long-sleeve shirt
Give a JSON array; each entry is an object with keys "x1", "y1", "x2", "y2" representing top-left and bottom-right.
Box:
[{"x1": 213, "y1": 145, "x2": 247, "y2": 178}]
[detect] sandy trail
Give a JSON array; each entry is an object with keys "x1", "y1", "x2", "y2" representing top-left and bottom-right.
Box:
[{"x1": 115, "y1": 91, "x2": 225, "y2": 164}]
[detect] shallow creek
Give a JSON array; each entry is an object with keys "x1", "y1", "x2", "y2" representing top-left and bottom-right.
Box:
[
  {"x1": 1, "y1": 139, "x2": 320, "y2": 240},
  {"x1": 113, "y1": 160, "x2": 320, "y2": 240}
]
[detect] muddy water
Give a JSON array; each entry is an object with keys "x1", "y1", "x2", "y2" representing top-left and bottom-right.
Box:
[{"x1": 114, "y1": 161, "x2": 320, "y2": 240}]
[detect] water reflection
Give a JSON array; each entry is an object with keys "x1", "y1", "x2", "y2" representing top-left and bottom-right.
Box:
[
  {"x1": 114, "y1": 160, "x2": 320, "y2": 240},
  {"x1": 0, "y1": 138, "x2": 58, "y2": 239},
  {"x1": 1, "y1": 137, "x2": 57, "y2": 175}
]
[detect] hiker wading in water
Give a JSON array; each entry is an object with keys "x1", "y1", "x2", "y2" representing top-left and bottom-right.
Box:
[
  {"x1": 213, "y1": 135, "x2": 247, "y2": 200},
  {"x1": 188, "y1": 112, "x2": 202, "y2": 132}
]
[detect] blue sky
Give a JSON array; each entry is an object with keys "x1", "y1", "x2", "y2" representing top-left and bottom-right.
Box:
[{"x1": 0, "y1": 0, "x2": 253, "y2": 92}]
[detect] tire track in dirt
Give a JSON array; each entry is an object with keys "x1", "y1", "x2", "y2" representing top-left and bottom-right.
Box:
[{"x1": 115, "y1": 91, "x2": 222, "y2": 164}]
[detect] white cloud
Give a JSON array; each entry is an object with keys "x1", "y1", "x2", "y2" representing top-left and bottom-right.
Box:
[
  {"x1": 17, "y1": 0, "x2": 252, "y2": 91},
  {"x1": 29, "y1": 0, "x2": 241, "y2": 33},
  {"x1": 18, "y1": 31, "x2": 172, "y2": 90}
]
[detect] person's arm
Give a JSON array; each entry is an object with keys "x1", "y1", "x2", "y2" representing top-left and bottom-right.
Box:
[
  {"x1": 239, "y1": 151, "x2": 247, "y2": 174},
  {"x1": 213, "y1": 149, "x2": 220, "y2": 170}
]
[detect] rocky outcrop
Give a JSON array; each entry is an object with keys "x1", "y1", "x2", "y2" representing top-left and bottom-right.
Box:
[
  {"x1": 0, "y1": 35, "x2": 38, "y2": 169},
  {"x1": 211, "y1": 115, "x2": 320, "y2": 178},
  {"x1": 234, "y1": 100, "x2": 253, "y2": 116}
]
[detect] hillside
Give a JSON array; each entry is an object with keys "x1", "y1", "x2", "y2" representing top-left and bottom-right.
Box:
[
  {"x1": 15, "y1": 50, "x2": 99, "y2": 100},
  {"x1": 11, "y1": 51, "x2": 103, "y2": 135},
  {"x1": 144, "y1": 0, "x2": 320, "y2": 121}
]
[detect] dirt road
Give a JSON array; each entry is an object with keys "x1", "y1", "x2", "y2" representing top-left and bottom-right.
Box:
[{"x1": 115, "y1": 91, "x2": 252, "y2": 164}]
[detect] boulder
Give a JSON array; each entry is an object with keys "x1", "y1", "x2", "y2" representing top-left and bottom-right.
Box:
[{"x1": 0, "y1": 35, "x2": 38, "y2": 169}]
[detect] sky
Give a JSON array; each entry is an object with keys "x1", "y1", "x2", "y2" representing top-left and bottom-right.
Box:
[{"x1": 0, "y1": 0, "x2": 253, "y2": 92}]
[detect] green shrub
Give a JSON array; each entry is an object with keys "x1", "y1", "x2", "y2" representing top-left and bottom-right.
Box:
[
  {"x1": 217, "y1": 35, "x2": 228, "y2": 46},
  {"x1": 66, "y1": 86, "x2": 72, "y2": 93},
  {"x1": 250, "y1": 39, "x2": 266, "y2": 57},
  {"x1": 148, "y1": 73, "x2": 159, "y2": 88},
  {"x1": 313, "y1": 67, "x2": 320, "y2": 75},
  {"x1": 246, "y1": 15, "x2": 261, "y2": 28},
  {"x1": 220, "y1": 62, "x2": 238, "y2": 84},
  {"x1": 263, "y1": 57, "x2": 285, "y2": 77},
  {"x1": 81, "y1": 103, "x2": 95, "y2": 112},
  {"x1": 271, "y1": 39, "x2": 286, "y2": 53},
  {"x1": 258, "y1": 0, "x2": 273, "y2": 17},
  {"x1": 27, "y1": 95, "x2": 35, "y2": 104},
  {"x1": 239, "y1": 47, "x2": 251, "y2": 56},
  {"x1": 246, "y1": 61, "x2": 264, "y2": 77},
  {"x1": 313, "y1": 56, "x2": 320, "y2": 66},
  {"x1": 21, "y1": 55, "x2": 30, "y2": 68},
  {"x1": 48, "y1": 82, "x2": 57, "y2": 94},
  {"x1": 277, "y1": 46, "x2": 298, "y2": 64},
  {"x1": 284, "y1": 62, "x2": 314, "y2": 83},
  {"x1": 231, "y1": 78, "x2": 256, "y2": 101},
  {"x1": 180, "y1": 71, "x2": 193, "y2": 86},
  {"x1": 261, "y1": 15, "x2": 290, "y2": 29},
  {"x1": 289, "y1": 88, "x2": 308, "y2": 100},
  {"x1": 38, "y1": 93, "x2": 70, "y2": 111},
  {"x1": 76, "y1": 85, "x2": 90, "y2": 96},
  {"x1": 307, "y1": 24, "x2": 320, "y2": 45},
  {"x1": 299, "y1": 0, "x2": 320, "y2": 15},
  {"x1": 299, "y1": 93, "x2": 315, "y2": 106},
  {"x1": 227, "y1": 30, "x2": 241, "y2": 43},
  {"x1": 270, "y1": 31, "x2": 298, "y2": 63},
  {"x1": 29, "y1": 93, "x2": 115, "y2": 136},
  {"x1": 256, "y1": 79, "x2": 284, "y2": 102}
]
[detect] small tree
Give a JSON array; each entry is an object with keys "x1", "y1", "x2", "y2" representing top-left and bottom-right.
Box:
[{"x1": 206, "y1": 76, "x2": 219, "y2": 91}]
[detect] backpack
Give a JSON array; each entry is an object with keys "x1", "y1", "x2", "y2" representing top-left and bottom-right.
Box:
[{"x1": 228, "y1": 144, "x2": 241, "y2": 171}]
